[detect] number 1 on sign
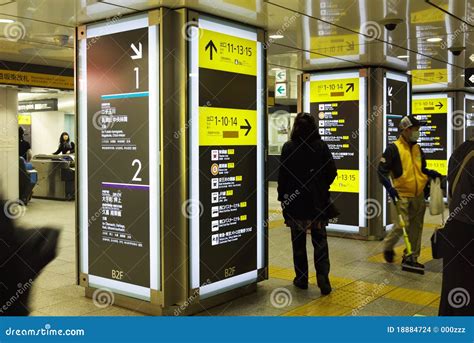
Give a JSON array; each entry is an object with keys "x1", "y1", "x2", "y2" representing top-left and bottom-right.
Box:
[{"x1": 134, "y1": 67, "x2": 139, "y2": 89}]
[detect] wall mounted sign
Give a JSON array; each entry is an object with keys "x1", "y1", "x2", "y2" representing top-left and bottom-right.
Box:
[{"x1": 18, "y1": 99, "x2": 58, "y2": 113}]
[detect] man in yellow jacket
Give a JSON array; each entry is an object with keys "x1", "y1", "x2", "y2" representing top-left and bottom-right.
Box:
[{"x1": 378, "y1": 115, "x2": 441, "y2": 273}]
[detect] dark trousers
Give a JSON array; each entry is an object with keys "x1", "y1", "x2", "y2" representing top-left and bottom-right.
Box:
[{"x1": 290, "y1": 222, "x2": 330, "y2": 285}]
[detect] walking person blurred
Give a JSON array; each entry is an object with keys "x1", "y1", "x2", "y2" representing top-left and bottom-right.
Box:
[
  {"x1": 378, "y1": 115, "x2": 441, "y2": 273},
  {"x1": 278, "y1": 113, "x2": 337, "y2": 295},
  {"x1": 439, "y1": 137, "x2": 474, "y2": 316}
]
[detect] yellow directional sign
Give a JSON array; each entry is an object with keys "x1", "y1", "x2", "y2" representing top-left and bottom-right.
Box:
[
  {"x1": 18, "y1": 114, "x2": 31, "y2": 125},
  {"x1": 330, "y1": 169, "x2": 359, "y2": 193},
  {"x1": 199, "y1": 106, "x2": 257, "y2": 146},
  {"x1": 426, "y1": 159, "x2": 447, "y2": 176},
  {"x1": 199, "y1": 29, "x2": 257, "y2": 76},
  {"x1": 0, "y1": 69, "x2": 74, "y2": 89},
  {"x1": 223, "y1": 0, "x2": 256, "y2": 11},
  {"x1": 310, "y1": 34, "x2": 359, "y2": 58},
  {"x1": 411, "y1": 4, "x2": 448, "y2": 24},
  {"x1": 412, "y1": 98, "x2": 447, "y2": 114},
  {"x1": 411, "y1": 69, "x2": 447, "y2": 86},
  {"x1": 310, "y1": 78, "x2": 359, "y2": 102}
]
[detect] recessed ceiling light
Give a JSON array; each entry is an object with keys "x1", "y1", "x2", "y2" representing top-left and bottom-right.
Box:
[
  {"x1": 0, "y1": 19, "x2": 14, "y2": 23},
  {"x1": 397, "y1": 55, "x2": 409, "y2": 59},
  {"x1": 269, "y1": 34, "x2": 284, "y2": 39},
  {"x1": 427, "y1": 37, "x2": 442, "y2": 42}
]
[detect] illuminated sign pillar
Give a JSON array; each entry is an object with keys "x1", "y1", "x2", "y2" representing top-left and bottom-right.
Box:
[
  {"x1": 187, "y1": 11, "x2": 267, "y2": 300},
  {"x1": 302, "y1": 70, "x2": 368, "y2": 235},
  {"x1": 453, "y1": 92, "x2": 474, "y2": 148},
  {"x1": 76, "y1": 9, "x2": 267, "y2": 315}
]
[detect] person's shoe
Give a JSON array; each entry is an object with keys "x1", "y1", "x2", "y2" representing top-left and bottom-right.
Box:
[
  {"x1": 317, "y1": 274, "x2": 332, "y2": 295},
  {"x1": 401, "y1": 257, "x2": 425, "y2": 275},
  {"x1": 293, "y1": 278, "x2": 308, "y2": 290},
  {"x1": 383, "y1": 250, "x2": 395, "y2": 263},
  {"x1": 413, "y1": 261, "x2": 425, "y2": 269}
]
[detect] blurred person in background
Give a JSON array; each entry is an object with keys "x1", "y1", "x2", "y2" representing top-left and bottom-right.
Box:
[
  {"x1": 18, "y1": 127, "x2": 32, "y2": 162},
  {"x1": 439, "y1": 137, "x2": 474, "y2": 316},
  {"x1": 53, "y1": 132, "x2": 75, "y2": 155}
]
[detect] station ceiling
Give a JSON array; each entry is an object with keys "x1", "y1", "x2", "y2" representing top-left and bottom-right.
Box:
[{"x1": 0, "y1": 0, "x2": 473, "y2": 91}]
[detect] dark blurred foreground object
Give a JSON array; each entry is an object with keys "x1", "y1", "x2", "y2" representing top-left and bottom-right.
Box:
[
  {"x1": 438, "y1": 138, "x2": 474, "y2": 316},
  {"x1": 0, "y1": 200, "x2": 60, "y2": 316},
  {"x1": 19, "y1": 157, "x2": 37, "y2": 205}
]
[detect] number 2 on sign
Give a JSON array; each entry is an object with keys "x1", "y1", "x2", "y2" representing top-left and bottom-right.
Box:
[{"x1": 132, "y1": 159, "x2": 142, "y2": 182}]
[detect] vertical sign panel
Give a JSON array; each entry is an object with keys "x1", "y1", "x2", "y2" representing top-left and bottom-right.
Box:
[
  {"x1": 383, "y1": 72, "x2": 409, "y2": 228},
  {"x1": 190, "y1": 16, "x2": 265, "y2": 297},
  {"x1": 385, "y1": 78, "x2": 408, "y2": 145},
  {"x1": 198, "y1": 27, "x2": 257, "y2": 285},
  {"x1": 465, "y1": 96, "x2": 474, "y2": 140},
  {"x1": 309, "y1": 72, "x2": 366, "y2": 231},
  {"x1": 412, "y1": 96, "x2": 449, "y2": 179},
  {"x1": 82, "y1": 16, "x2": 157, "y2": 298}
]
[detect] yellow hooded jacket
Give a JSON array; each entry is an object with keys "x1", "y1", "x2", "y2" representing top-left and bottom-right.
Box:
[{"x1": 392, "y1": 137, "x2": 429, "y2": 197}]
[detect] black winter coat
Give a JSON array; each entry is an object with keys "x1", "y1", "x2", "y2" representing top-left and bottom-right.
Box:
[
  {"x1": 277, "y1": 139, "x2": 337, "y2": 221},
  {"x1": 0, "y1": 201, "x2": 60, "y2": 316}
]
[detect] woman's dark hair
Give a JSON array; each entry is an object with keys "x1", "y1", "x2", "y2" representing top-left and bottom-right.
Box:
[
  {"x1": 59, "y1": 132, "x2": 70, "y2": 143},
  {"x1": 290, "y1": 112, "x2": 320, "y2": 142}
]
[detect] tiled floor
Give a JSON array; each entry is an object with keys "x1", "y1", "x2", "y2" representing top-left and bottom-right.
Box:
[{"x1": 11, "y1": 185, "x2": 446, "y2": 316}]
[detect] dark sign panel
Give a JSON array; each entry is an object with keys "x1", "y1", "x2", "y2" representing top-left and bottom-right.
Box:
[
  {"x1": 413, "y1": 97, "x2": 448, "y2": 179},
  {"x1": 18, "y1": 99, "x2": 58, "y2": 113},
  {"x1": 466, "y1": 98, "x2": 474, "y2": 139},
  {"x1": 86, "y1": 28, "x2": 150, "y2": 287},
  {"x1": 386, "y1": 78, "x2": 408, "y2": 146},
  {"x1": 310, "y1": 77, "x2": 360, "y2": 227},
  {"x1": 384, "y1": 75, "x2": 409, "y2": 227},
  {"x1": 197, "y1": 28, "x2": 258, "y2": 285},
  {"x1": 464, "y1": 68, "x2": 474, "y2": 88}
]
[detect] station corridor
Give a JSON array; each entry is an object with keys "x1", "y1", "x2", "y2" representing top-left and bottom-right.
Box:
[{"x1": 19, "y1": 187, "x2": 445, "y2": 317}]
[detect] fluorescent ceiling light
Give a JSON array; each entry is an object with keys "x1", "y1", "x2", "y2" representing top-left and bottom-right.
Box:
[
  {"x1": 426, "y1": 37, "x2": 442, "y2": 42},
  {"x1": 269, "y1": 34, "x2": 284, "y2": 39},
  {"x1": 397, "y1": 55, "x2": 409, "y2": 59},
  {"x1": 0, "y1": 19, "x2": 14, "y2": 23}
]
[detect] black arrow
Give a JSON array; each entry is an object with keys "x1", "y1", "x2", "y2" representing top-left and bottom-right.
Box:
[
  {"x1": 205, "y1": 40, "x2": 217, "y2": 60},
  {"x1": 436, "y1": 101, "x2": 443, "y2": 109},
  {"x1": 346, "y1": 83, "x2": 355, "y2": 92},
  {"x1": 240, "y1": 119, "x2": 252, "y2": 136},
  {"x1": 346, "y1": 41, "x2": 355, "y2": 51}
]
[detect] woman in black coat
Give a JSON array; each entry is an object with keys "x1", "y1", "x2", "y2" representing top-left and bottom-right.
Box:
[{"x1": 277, "y1": 113, "x2": 337, "y2": 295}]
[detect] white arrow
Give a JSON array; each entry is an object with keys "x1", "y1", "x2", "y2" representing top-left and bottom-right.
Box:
[
  {"x1": 388, "y1": 86, "x2": 393, "y2": 96},
  {"x1": 130, "y1": 42, "x2": 142, "y2": 60},
  {"x1": 469, "y1": 74, "x2": 474, "y2": 84},
  {"x1": 470, "y1": 53, "x2": 474, "y2": 63}
]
